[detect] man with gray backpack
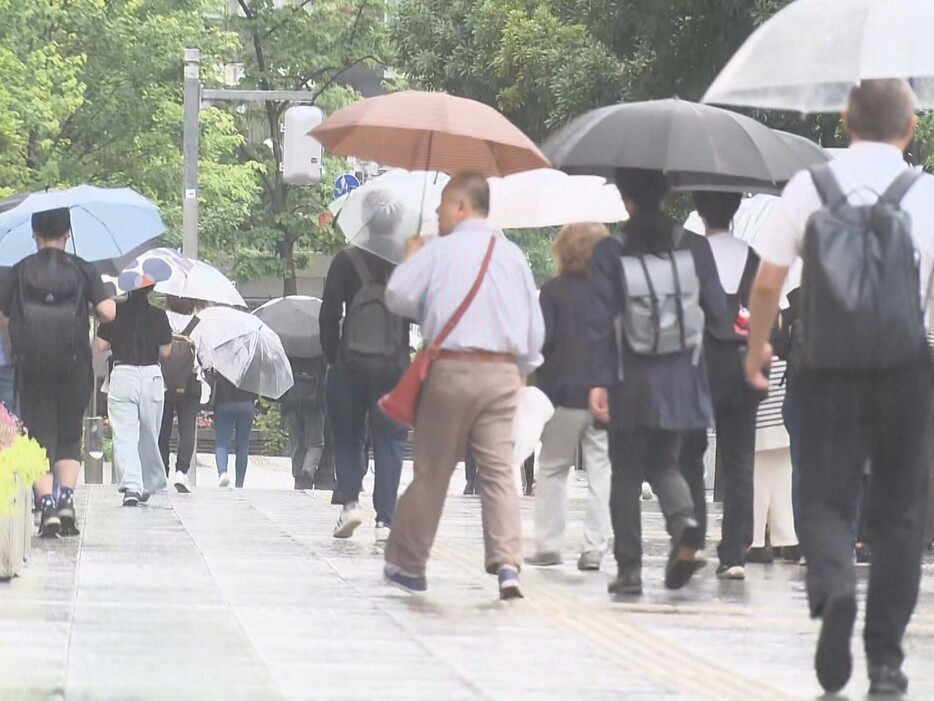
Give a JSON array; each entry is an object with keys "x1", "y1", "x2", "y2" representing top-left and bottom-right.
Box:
[
  {"x1": 320, "y1": 189, "x2": 410, "y2": 543},
  {"x1": 745, "y1": 79, "x2": 934, "y2": 697}
]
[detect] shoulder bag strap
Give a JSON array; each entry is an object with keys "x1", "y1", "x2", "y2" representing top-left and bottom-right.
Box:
[
  {"x1": 428, "y1": 236, "x2": 497, "y2": 355},
  {"x1": 810, "y1": 164, "x2": 847, "y2": 208},
  {"x1": 880, "y1": 168, "x2": 922, "y2": 206},
  {"x1": 181, "y1": 317, "x2": 200, "y2": 337},
  {"x1": 346, "y1": 248, "x2": 373, "y2": 286}
]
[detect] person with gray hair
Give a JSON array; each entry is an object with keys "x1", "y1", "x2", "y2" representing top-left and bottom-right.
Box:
[
  {"x1": 745, "y1": 79, "x2": 934, "y2": 697},
  {"x1": 320, "y1": 186, "x2": 410, "y2": 544},
  {"x1": 360, "y1": 188, "x2": 406, "y2": 262}
]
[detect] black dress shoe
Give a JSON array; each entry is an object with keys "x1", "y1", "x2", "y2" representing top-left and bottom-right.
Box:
[
  {"x1": 855, "y1": 542, "x2": 872, "y2": 565},
  {"x1": 815, "y1": 593, "x2": 857, "y2": 694},
  {"x1": 608, "y1": 569, "x2": 643, "y2": 596},
  {"x1": 665, "y1": 521, "x2": 706, "y2": 590},
  {"x1": 780, "y1": 545, "x2": 802, "y2": 563},
  {"x1": 868, "y1": 665, "x2": 908, "y2": 696}
]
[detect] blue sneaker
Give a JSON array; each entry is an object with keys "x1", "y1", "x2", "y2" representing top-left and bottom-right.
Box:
[
  {"x1": 383, "y1": 563, "x2": 427, "y2": 593},
  {"x1": 498, "y1": 566, "x2": 523, "y2": 600}
]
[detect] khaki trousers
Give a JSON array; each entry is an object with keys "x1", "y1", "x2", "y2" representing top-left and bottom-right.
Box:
[{"x1": 385, "y1": 359, "x2": 521, "y2": 576}]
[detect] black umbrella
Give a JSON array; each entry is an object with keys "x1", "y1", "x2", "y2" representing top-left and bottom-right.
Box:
[
  {"x1": 251, "y1": 296, "x2": 322, "y2": 359},
  {"x1": 541, "y1": 99, "x2": 829, "y2": 194}
]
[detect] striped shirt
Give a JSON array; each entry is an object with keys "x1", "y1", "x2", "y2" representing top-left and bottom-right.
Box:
[{"x1": 385, "y1": 219, "x2": 545, "y2": 374}]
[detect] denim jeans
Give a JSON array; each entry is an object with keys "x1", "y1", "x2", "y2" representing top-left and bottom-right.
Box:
[
  {"x1": 326, "y1": 364, "x2": 407, "y2": 525},
  {"x1": 214, "y1": 400, "x2": 256, "y2": 488}
]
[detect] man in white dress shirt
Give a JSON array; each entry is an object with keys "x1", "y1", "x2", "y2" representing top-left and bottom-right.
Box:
[
  {"x1": 381, "y1": 172, "x2": 544, "y2": 599},
  {"x1": 745, "y1": 79, "x2": 934, "y2": 697}
]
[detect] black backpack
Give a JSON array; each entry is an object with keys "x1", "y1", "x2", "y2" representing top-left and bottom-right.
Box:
[
  {"x1": 800, "y1": 165, "x2": 925, "y2": 371},
  {"x1": 339, "y1": 249, "x2": 407, "y2": 369},
  {"x1": 161, "y1": 317, "x2": 200, "y2": 396},
  {"x1": 705, "y1": 248, "x2": 761, "y2": 404},
  {"x1": 10, "y1": 253, "x2": 86, "y2": 376}
]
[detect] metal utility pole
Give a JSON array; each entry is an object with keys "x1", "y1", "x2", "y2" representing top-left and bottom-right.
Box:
[
  {"x1": 178, "y1": 48, "x2": 320, "y2": 486},
  {"x1": 183, "y1": 48, "x2": 201, "y2": 260}
]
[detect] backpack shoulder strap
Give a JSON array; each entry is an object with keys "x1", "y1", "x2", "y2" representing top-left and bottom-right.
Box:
[
  {"x1": 737, "y1": 248, "x2": 760, "y2": 301},
  {"x1": 181, "y1": 317, "x2": 200, "y2": 337},
  {"x1": 345, "y1": 248, "x2": 373, "y2": 286},
  {"x1": 809, "y1": 164, "x2": 847, "y2": 207},
  {"x1": 880, "y1": 168, "x2": 922, "y2": 206}
]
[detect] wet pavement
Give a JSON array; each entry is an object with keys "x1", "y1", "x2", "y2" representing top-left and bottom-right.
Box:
[{"x1": 1, "y1": 459, "x2": 933, "y2": 700}]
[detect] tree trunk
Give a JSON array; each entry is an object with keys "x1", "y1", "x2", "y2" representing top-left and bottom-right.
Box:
[{"x1": 282, "y1": 237, "x2": 298, "y2": 296}]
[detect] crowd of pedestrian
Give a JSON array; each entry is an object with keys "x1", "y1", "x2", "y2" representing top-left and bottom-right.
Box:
[{"x1": 3, "y1": 74, "x2": 934, "y2": 700}]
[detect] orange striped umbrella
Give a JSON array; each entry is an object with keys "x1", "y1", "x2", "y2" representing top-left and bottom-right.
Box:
[{"x1": 310, "y1": 91, "x2": 549, "y2": 177}]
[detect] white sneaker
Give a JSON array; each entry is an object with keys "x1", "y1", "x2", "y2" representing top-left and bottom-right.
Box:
[
  {"x1": 641, "y1": 482, "x2": 654, "y2": 501},
  {"x1": 218, "y1": 472, "x2": 231, "y2": 489},
  {"x1": 333, "y1": 504, "x2": 363, "y2": 539},
  {"x1": 174, "y1": 471, "x2": 192, "y2": 494},
  {"x1": 375, "y1": 522, "x2": 390, "y2": 543}
]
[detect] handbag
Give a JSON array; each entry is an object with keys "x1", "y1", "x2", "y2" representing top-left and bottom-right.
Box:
[{"x1": 378, "y1": 235, "x2": 497, "y2": 427}]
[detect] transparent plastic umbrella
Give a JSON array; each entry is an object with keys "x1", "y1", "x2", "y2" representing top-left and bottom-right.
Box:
[
  {"x1": 703, "y1": 0, "x2": 934, "y2": 112},
  {"x1": 333, "y1": 170, "x2": 447, "y2": 264},
  {"x1": 194, "y1": 307, "x2": 294, "y2": 400}
]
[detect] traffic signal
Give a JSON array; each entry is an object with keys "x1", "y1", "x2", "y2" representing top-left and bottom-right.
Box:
[{"x1": 282, "y1": 105, "x2": 324, "y2": 186}]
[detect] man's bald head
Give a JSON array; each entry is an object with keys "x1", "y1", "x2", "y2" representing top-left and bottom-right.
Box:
[
  {"x1": 844, "y1": 79, "x2": 917, "y2": 145},
  {"x1": 445, "y1": 172, "x2": 490, "y2": 216},
  {"x1": 436, "y1": 171, "x2": 490, "y2": 235}
]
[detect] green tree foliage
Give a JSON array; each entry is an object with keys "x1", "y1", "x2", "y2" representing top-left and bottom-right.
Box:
[
  {"x1": 0, "y1": 0, "x2": 260, "y2": 263},
  {"x1": 223, "y1": 0, "x2": 392, "y2": 293},
  {"x1": 391, "y1": 0, "x2": 629, "y2": 142}
]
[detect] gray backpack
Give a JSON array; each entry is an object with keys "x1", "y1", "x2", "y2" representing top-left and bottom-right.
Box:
[
  {"x1": 801, "y1": 165, "x2": 924, "y2": 370},
  {"x1": 339, "y1": 248, "x2": 407, "y2": 368},
  {"x1": 617, "y1": 228, "x2": 705, "y2": 356}
]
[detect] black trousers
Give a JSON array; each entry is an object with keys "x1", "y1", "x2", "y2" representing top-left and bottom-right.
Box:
[
  {"x1": 159, "y1": 389, "x2": 199, "y2": 475},
  {"x1": 798, "y1": 353, "x2": 933, "y2": 668},
  {"x1": 715, "y1": 398, "x2": 758, "y2": 565},
  {"x1": 283, "y1": 392, "x2": 326, "y2": 481},
  {"x1": 609, "y1": 428, "x2": 697, "y2": 572}
]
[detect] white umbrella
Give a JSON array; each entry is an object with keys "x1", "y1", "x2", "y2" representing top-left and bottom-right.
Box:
[
  {"x1": 109, "y1": 247, "x2": 245, "y2": 306},
  {"x1": 684, "y1": 194, "x2": 781, "y2": 251},
  {"x1": 486, "y1": 169, "x2": 628, "y2": 230},
  {"x1": 158, "y1": 259, "x2": 245, "y2": 307},
  {"x1": 329, "y1": 168, "x2": 627, "y2": 246},
  {"x1": 194, "y1": 307, "x2": 293, "y2": 400},
  {"x1": 704, "y1": 0, "x2": 934, "y2": 112}
]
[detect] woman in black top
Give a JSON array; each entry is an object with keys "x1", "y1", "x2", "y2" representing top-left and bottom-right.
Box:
[
  {"x1": 527, "y1": 222, "x2": 612, "y2": 572},
  {"x1": 588, "y1": 168, "x2": 730, "y2": 595},
  {"x1": 97, "y1": 287, "x2": 173, "y2": 505}
]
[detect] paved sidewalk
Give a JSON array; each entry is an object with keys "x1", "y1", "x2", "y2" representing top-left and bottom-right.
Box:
[{"x1": 2, "y1": 462, "x2": 933, "y2": 700}]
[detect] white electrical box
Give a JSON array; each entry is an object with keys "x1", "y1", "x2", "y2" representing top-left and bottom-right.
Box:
[{"x1": 282, "y1": 105, "x2": 324, "y2": 186}]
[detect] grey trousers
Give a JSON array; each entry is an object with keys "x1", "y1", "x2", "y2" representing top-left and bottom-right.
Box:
[
  {"x1": 110, "y1": 365, "x2": 167, "y2": 495},
  {"x1": 533, "y1": 408, "x2": 611, "y2": 555}
]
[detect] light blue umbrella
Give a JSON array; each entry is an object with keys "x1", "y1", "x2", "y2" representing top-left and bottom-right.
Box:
[{"x1": 0, "y1": 185, "x2": 165, "y2": 265}]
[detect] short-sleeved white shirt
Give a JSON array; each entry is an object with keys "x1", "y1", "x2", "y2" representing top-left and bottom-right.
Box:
[{"x1": 756, "y1": 141, "x2": 934, "y2": 305}]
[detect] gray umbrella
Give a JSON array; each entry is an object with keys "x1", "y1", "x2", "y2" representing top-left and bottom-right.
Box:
[
  {"x1": 252, "y1": 296, "x2": 322, "y2": 359},
  {"x1": 541, "y1": 99, "x2": 829, "y2": 194}
]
